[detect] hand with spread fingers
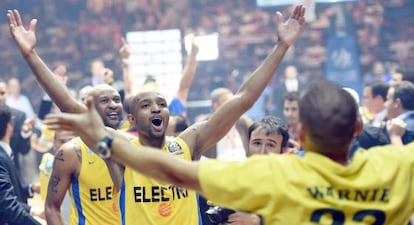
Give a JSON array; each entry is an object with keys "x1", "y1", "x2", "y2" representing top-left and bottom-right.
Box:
[
  {"x1": 7, "y1": 9, "x2": 38, "y2": 56},
  {"x1": 275, "y1": 5, "x2": 306, "y2": 47},
  {"x1": 44, "y1": 97, "x2": 107, "y2": 148}
]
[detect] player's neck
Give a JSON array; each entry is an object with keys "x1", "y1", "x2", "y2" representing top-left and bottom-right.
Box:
[
  {"x1": 323, "y1": 152, "x2": 349, "y2": 165},
  {"x1": 139, "y1": 136, "x2": 166, "y2": 149}
]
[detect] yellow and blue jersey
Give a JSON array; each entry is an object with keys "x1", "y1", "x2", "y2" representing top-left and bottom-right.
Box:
[
  {"x1": 120, "y1": 137, "x2": 201, "y2": 225},
  {"x1": 68, "y1": 139, "x2": 120, "y2": 225}
]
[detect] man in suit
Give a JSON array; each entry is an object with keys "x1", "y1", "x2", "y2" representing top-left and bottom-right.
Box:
[
  {"x1": 0, "y1": 79, "x2": 34, "y2": 176},
  {"x1": 273, "y1": 65, "x2": 305, "y2": 118},
  {"x1": 0, "y1": 103, "x2": 41, "y2": 225},
  {"x1": 385, "y1": 81, "x2": 414, "y2": 144}
]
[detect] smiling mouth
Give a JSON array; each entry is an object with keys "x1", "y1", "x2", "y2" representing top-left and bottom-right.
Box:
[{"x1": 107, "y1": 113, "x2": 119, "y2": 120}]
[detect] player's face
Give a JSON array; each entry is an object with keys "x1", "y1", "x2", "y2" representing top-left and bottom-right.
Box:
[
  {"x1": 132, "y1": 92, "x2": 169, "y2": 139},
  {"x1": 92, "y1": 88, "x2": 123, "y2": 129},
  {"x1": 248, "y1": 128, "x2": 283, "y2": 156}
]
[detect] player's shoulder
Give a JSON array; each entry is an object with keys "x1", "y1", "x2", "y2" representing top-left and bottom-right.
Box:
[{"x1": 59, "y1": 137, "x2": 81, "y2": 152}]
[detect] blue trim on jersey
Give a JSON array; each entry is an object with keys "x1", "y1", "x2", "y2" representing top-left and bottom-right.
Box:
[
  {"x1": 72, "y1": 179, "x2": 85, "y2": 225},
  {"x1": 196, "y1": 193, "x2": 203, "y2": 225},
  {"x1": 120, "y1": 179, "x2": 126, "y2": 225}
]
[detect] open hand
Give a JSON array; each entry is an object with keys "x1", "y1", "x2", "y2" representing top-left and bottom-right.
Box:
[
  {"x1": 44, "y1": 96, "x2": 107, "y2": 148},
  {"x1": 119, "y1": 37, "x2": 131, "y2": 59},
  {"x1": 275, "y1": 5, "x2": 306, "y2": 47},
  {"x1": 7, "y1": 9, "x2": 38, "y2": 56}
]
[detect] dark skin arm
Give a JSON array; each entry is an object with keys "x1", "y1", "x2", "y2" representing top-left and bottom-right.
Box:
[
  {"x1": 44, "y1": 4, "x2": 306, "y2": 197},
  {"x1": 45, "y1": 139, "x2": 81, "y2": 225},
  {"x1": 8, "y1": 10, "x2": 86, "y2": 113},
  {"x1": 235, "y1": 115, "x2": 254, "y2": 154},
  {"x1": 176, "y1": 38, "x2": 199, "y2": 105},
  {"x1": 179, "y1": 6, "x2": 306, "y2": 159}
]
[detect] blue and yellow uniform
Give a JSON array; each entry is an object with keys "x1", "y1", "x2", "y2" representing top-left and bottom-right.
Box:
[
  {"x1": 120, "y1": 137, "x2": 201, "y2": 225},
  {"x1": 200, "y1": 144, "x2": 414, "y2": 225},
  {"x1": 68, "y1": 139, "x2": 120, "y2": 225}
]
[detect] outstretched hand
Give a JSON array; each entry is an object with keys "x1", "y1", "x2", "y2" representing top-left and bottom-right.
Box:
[
  {"x1": 44, "y1": 96, "x2": 107, "y2": 148},
  {"x1": 7, "y1": 9, "x2": 38, "y2": 56},
  {"x1": 119, "y1": 37, "x2": 131, "y2": 59},
  {"x1": 189, "y1": 36, "x2": 200, "y2": 56},
  {"x1": 275, "y1": 5, "x2": 306, "y2": 47}
]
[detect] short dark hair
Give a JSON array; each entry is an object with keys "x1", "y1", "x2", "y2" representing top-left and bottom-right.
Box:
[
  {"x1": 300, "y1": 80, "x2": 358, "y2": 150},
  {"x1": 0, "y1": 103, "x2": 12, "y2": 140},
  {"x1": 171, "y1": 114, "x2": 189, "y2": 133},
  {"x1": 365, "y1": 80, "x2": 389, "y2": 101},
  {"x1": 398, "y1": 67, "x2": 414, "y2": 84},
  {"x1": 248, "y1": 115, "x2": 289, "y2": 148},
  {"x1": 283, "y1": 91, "x2": 300, "y2": 102},
  {"x1": 393, "y1": 81, "x2": 414, "y2": 110}
]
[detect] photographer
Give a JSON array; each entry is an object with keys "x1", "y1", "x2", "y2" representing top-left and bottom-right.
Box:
[{"x1": 205, "y1": 116, "x2": 289, "y2": 225}]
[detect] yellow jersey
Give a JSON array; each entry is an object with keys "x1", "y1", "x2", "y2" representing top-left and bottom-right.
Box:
[
  {"x1": 120, "y1": 137, "x2": 201, "y2": 225},
  {"x1": 39, "y1": 152, "x2": 54, "y2": 200},
  {"x1": 199, "y1": 144, "x2": 414, "y2": 225},
  {"x1": 68, "y1": 139, "x2": 120, "y2": 225}
]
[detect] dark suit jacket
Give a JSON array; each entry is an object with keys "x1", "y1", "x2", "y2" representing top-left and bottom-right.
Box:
[
  {"x1": 400, "y1": 111, "x2": 414, "y2": 145},
  {"x1": 10, "y1": 108, "x2": 31, "y2": 174},
  {"x1": 0, "y1": 146, "x2": 40, "y2": 225}
]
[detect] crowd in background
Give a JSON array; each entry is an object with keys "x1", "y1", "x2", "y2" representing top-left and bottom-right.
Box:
[
  {"x1": 0, "y1": 0, "x2": 413, "y2": 122},
  {"x1": 1, "y1": 1, "x2": 414, "y2": 224}
]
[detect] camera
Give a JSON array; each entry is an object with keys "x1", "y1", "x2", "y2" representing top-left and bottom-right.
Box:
[{"x1": 205, "y1": 206, "x2": 235, "y2": 224}]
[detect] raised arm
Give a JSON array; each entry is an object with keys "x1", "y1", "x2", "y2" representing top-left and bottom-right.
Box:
[
  {"x1": 180, "y1": 5, "x2": 306, "y2": 157},
  {"x1": 176, "y1": 38, "x2": 199, "y2": 105},
  {"x1": 7, "y1": 10, "x2": 86, "y2": 113},
  {"x1": 45, "y1": 141, "x2": 80, "y2": 225},
  {"x1": 119, "y1": 38, "x2": 136, "y2": 98}
]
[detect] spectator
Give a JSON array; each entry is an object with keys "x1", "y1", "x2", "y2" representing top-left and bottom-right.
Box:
[
  {"x1": 362, "y1": 80, "x2": 389, "y2": 127},
  {"x1": 384, "y1": 81, "x2": 414, "y2": 144},
  {"x1": 0, "y1": 103, "x2": 42, "y2": 225},
  {"x1": 0, "y1": 79, "x2": 34, "y2": 179}
]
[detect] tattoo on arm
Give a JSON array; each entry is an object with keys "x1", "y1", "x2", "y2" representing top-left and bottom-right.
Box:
[
  {"x1": 50, "y1": 175, "x2": 61, "y2": 193},
  {"x1": 55, "y1": 151, "x2": 64, "y2": 161}
]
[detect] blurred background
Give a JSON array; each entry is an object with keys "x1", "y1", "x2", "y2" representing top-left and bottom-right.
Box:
[{"x1": 0, "y1": 0, "x2": 413, "y2": 122}]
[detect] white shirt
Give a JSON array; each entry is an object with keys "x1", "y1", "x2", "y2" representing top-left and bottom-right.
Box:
[
  {"x1": 216, "y1": 126, "x2": 246, "y2": 161},
  {"x1": 0, "y1": 141, "x2": 13, "y2": 158},
  {"x1": 371, "y1": 108, "x2": 387, "y2": 128}
]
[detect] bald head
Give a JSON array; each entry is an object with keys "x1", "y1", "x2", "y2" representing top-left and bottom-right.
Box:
[
  {"x1": 210, "y1": 88, "x2": 233, "y2": 111},
  {"x1": 89, "y1": 84, "x2": 123, "y2": 129}
]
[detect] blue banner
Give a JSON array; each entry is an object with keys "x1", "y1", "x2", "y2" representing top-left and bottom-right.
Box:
[{"x1": 325, "y1": 35, "x2": 362, "y2": 100}]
